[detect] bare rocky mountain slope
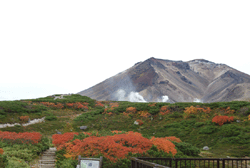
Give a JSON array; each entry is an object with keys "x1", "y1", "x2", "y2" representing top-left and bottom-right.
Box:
[{"x1": 78, "y1": 57, "x2": 250, "y2": 103}]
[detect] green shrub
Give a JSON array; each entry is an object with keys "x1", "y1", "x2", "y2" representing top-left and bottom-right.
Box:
[
  {"x1": 220, "y1": 124, "x2": 241, "y2": 137},
  {"x1": 180, "y1": 120, "x2": 196, "y2": 127},
  {"x1": 173, "y1": 142, "x2": 200, "y2": 156},
  {"x1": 3, "y1": 148, "x2": 33, "y2": 162},
  {"x1": 164, "y1": 122, "x2": 182, "y2": 128},
  {"x1": 6, "y1": 157, "x2": 29, "y2": 168},
  {"x1": 0, "y1": 101, "x2": 47, "y2": 114},
  {"x1": 194, "y1": 122, "x2": 205, "y2": 127},
  {"x1": 45, "y1": 115, "x2": 57, "y2": 121},
  {"x1": 168, "y1": 112, "x2": 183, "y2": 118},
  {"x1": 148, "y1": 108, "x2": 159, "y2": 115},
  {"x1": 199, "y1": 126, "x2": 217, "y2": 134},
  {"x1": 0, "y1": 154, "x2": 7, "y2": 168},
  {"x1": 56, "y1": 158, "x2": 77, "y2": 168},
  {"x1": 0, "y1": 115, "x2": 5, "y2": 119}
]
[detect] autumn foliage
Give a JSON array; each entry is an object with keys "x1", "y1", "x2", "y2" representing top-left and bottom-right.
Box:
[
  {"x1": 95, "y1": 101, "x2": 104, "y2": 107},
  {"x1": 184, "y1": 106, "x2": 211, "y2": 118},
  {"x1": 52, "y1": 131, "x2": 179, "y2": 162},
  {"x1": 111, "y1": 130, "x2": 123, "y2": 134},
  {"x1": 212, "y1": 115, "x2": 234, "y2": 126},
  {"x1": 126, "y1": 107, "x2": 136, "y2": 113},
  {"x1": 41, "y1": 102, "x2": 64, "y2": 109},
  {"x1": 150, "y1": 137, "x2": 177, "y2": 156},
  {"x1": 139, "y1": 111, "x2": 151, "y2": 118},
  {"x1": 52, "y1": 132, "x2": 79, "y2": 148},
  {"x1": 164, "y1": 136, "x2": 182, "y2": 143},
  {"x1": 19, "y1": 116, "x2": 29, "y2": 123},
  {"x1": 160, "y1": 106, "x2": 171, "y2": 115},
  {"x1": 0, "y1": 148, "x2": 4, "y2": 155},
  {"x1": 223, "y1": 107, "x2": 235, "y2": 114},
  {"x1": 0, "y1": 131, "x2": 42, "y2": 144},
  {"x1": 136, "y1": 119, "x2": 144, "y2": 126},
  {"x1": 66, "y1": 102, "x2": 89, "y2": 110}
]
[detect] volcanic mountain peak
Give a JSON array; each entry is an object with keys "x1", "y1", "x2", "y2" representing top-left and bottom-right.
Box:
[{"x1": 78, "y1": 58, "x2": 250, "y2": 103}]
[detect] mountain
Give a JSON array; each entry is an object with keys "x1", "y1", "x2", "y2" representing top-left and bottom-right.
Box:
[{"x1": 78, "y1": 57, "x2": 250, "y2": 103}]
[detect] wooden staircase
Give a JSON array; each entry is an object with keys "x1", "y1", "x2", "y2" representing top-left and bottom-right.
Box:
[{"x1": 39, "y1": 147, "x2": 56, "y2": 168}]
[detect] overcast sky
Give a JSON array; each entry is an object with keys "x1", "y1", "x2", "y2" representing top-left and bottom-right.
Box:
[{"x1": 0, "y1": 0, "x2": 250, "y2": 101}]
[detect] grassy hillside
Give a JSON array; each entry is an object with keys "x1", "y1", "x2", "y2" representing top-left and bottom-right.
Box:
[{"x1": 1, "y1": 94, "x2": 250, "y2": 167}]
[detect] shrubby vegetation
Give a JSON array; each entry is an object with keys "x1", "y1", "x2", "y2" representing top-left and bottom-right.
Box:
[
  {"x1": 1, "y1": 94, "x2": 250, "y2": 167},
  {"x1": 52, "y1": 131, "x2": 194, "y2": 167},
  {"x1": 0, "y1": 131, "x2": 50, "y2": 167}
]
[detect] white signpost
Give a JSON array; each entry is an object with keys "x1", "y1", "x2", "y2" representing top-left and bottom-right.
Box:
[
  {"x1": 77, "y1": 156, "x2": 103, "y2": 168},
  {"x1": 80, "y1": 160, "x2": 100, "y2": 168}
]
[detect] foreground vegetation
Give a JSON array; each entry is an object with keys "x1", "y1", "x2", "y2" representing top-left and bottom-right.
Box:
[{"x1": 1, "y1": 94, "x2": 250, "y2": 167}]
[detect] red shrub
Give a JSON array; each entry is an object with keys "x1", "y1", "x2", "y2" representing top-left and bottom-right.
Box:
[
  {"x1": 0, "y1": 131, "x2": 42, "y2": 144},
  {"x1": 52, "y1": 132, "x2": 79, "y2": 148},
  {"x1": 212, "y1": 115, "x2": 234, "y2": 126},
  {"x1": 55, "y1": 131, "x2": 179, "y2": 163}
]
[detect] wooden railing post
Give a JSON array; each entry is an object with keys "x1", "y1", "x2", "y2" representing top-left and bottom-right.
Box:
[
  {"x1": 222, "y1": 159, "x2": 225, "y2": 168},
  {"x1": 217, "y1": 159, "x2": 220, "y2": 168}
]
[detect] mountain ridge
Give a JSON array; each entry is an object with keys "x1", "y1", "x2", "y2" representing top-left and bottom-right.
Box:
[{"x1": 78, "y1": 57, "x2": 250, "y2": 102}]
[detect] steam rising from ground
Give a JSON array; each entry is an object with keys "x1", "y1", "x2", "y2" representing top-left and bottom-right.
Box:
[
  {"x1": 128, "y1": 92, "x2": 146, "y2": 102},
  {"x1": 193, "y1": 98, "x2": 203, "y2": 103},
  {"x1": 115, "y1": 89, "x2": 169, "y2": 103},
  {"x1": 161, "y1": 95, "x2": 169, "y2": 102},
  {"x1": 115, "y1": 89, "x2": 146, "y2": 102}
]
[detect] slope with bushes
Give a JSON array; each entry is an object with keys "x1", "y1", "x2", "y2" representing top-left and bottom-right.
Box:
[{"x1": 1, "y1": 94, "x2": 250, "y2": 167}]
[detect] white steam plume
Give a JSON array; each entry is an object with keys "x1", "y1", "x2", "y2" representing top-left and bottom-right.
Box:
[
  {"x1": 115, "y1": 89, "x2": 146, "y2": 102},
  {"x1": 193, "y1": 98, "x2": 203, "y2": 103},
  {"x1": 116, "y1": 89, "x2": 126, "y2": 101},
  {"x1": 162, "y1": 95, "x2": 169, "y2": 102},
  {"x1": 128, "y1": 92, "x2": 146, "y2": 102}
]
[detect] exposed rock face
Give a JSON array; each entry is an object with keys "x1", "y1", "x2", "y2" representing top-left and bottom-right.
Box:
[{"x1": 78, "y1": 57, "x2": 250, "y2": 102}]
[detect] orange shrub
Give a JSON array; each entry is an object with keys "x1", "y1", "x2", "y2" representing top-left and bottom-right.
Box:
[
  {"x1": 223, "y1": 107, "x2": 235, "y2": 114},
  {"x1": 164, "y1": 136, "x2": 182, "y2": 143},
  {"x1": 212, "y1": 115, "x2": 234, "y2": 126},
  {"x1": 95, "y1": 101, "x2": 104, "y2": 107},
  {"x1": 56, "y1": 131, "x2": 179, "y2": 163},
  {"x1": 160, "y1": 106, "x2": 171, "y2": 115},
  {"x1": 66, "y1": 102, "x2": 88, "y2": 109},
  {"x1": 248, "y1": 115, "x2": 250, "y2": 121},
  {"x1": 64, "y1": 131, "x2": 153, "y2": 162},
  {"x1": 19, "y1": 116, "x2": 29, "y2": 123},
  {"x1": 0, "y1": 148, "x2": 4, "y2": 155},
  {"x1": 41, "y1": 102, "x2": 64, "y2": 109},
  {"x1": 110, "y1": 102, "x2": 119, "y2": 108},
  {"x1": 136, "y1": 119, "x2": 143, "y2": 126},
  {"x1": 139, "y1": 111, "x2": 150, "y2": 118},
  {"x1": 150, "y1": 137, "x2": 177, "y2": 156},
  {"x1": 148, "y1": 103, "x2": 156, "y2": 107},
  {"x1": 184, "y1": 106, "x2": 198, "y2": 115},
  {"x1": 111, "y1": 130, "x2": 123, "y2": 134},
  {"x1": 197, "y1": 107, "x2": 211, "y2": 114},
  {"x1": 123, "y1": 112, "x2": 129, "y2": 117},
  {"x1": 126, "y1": 107, "x2": 136, "y2": 113}
]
